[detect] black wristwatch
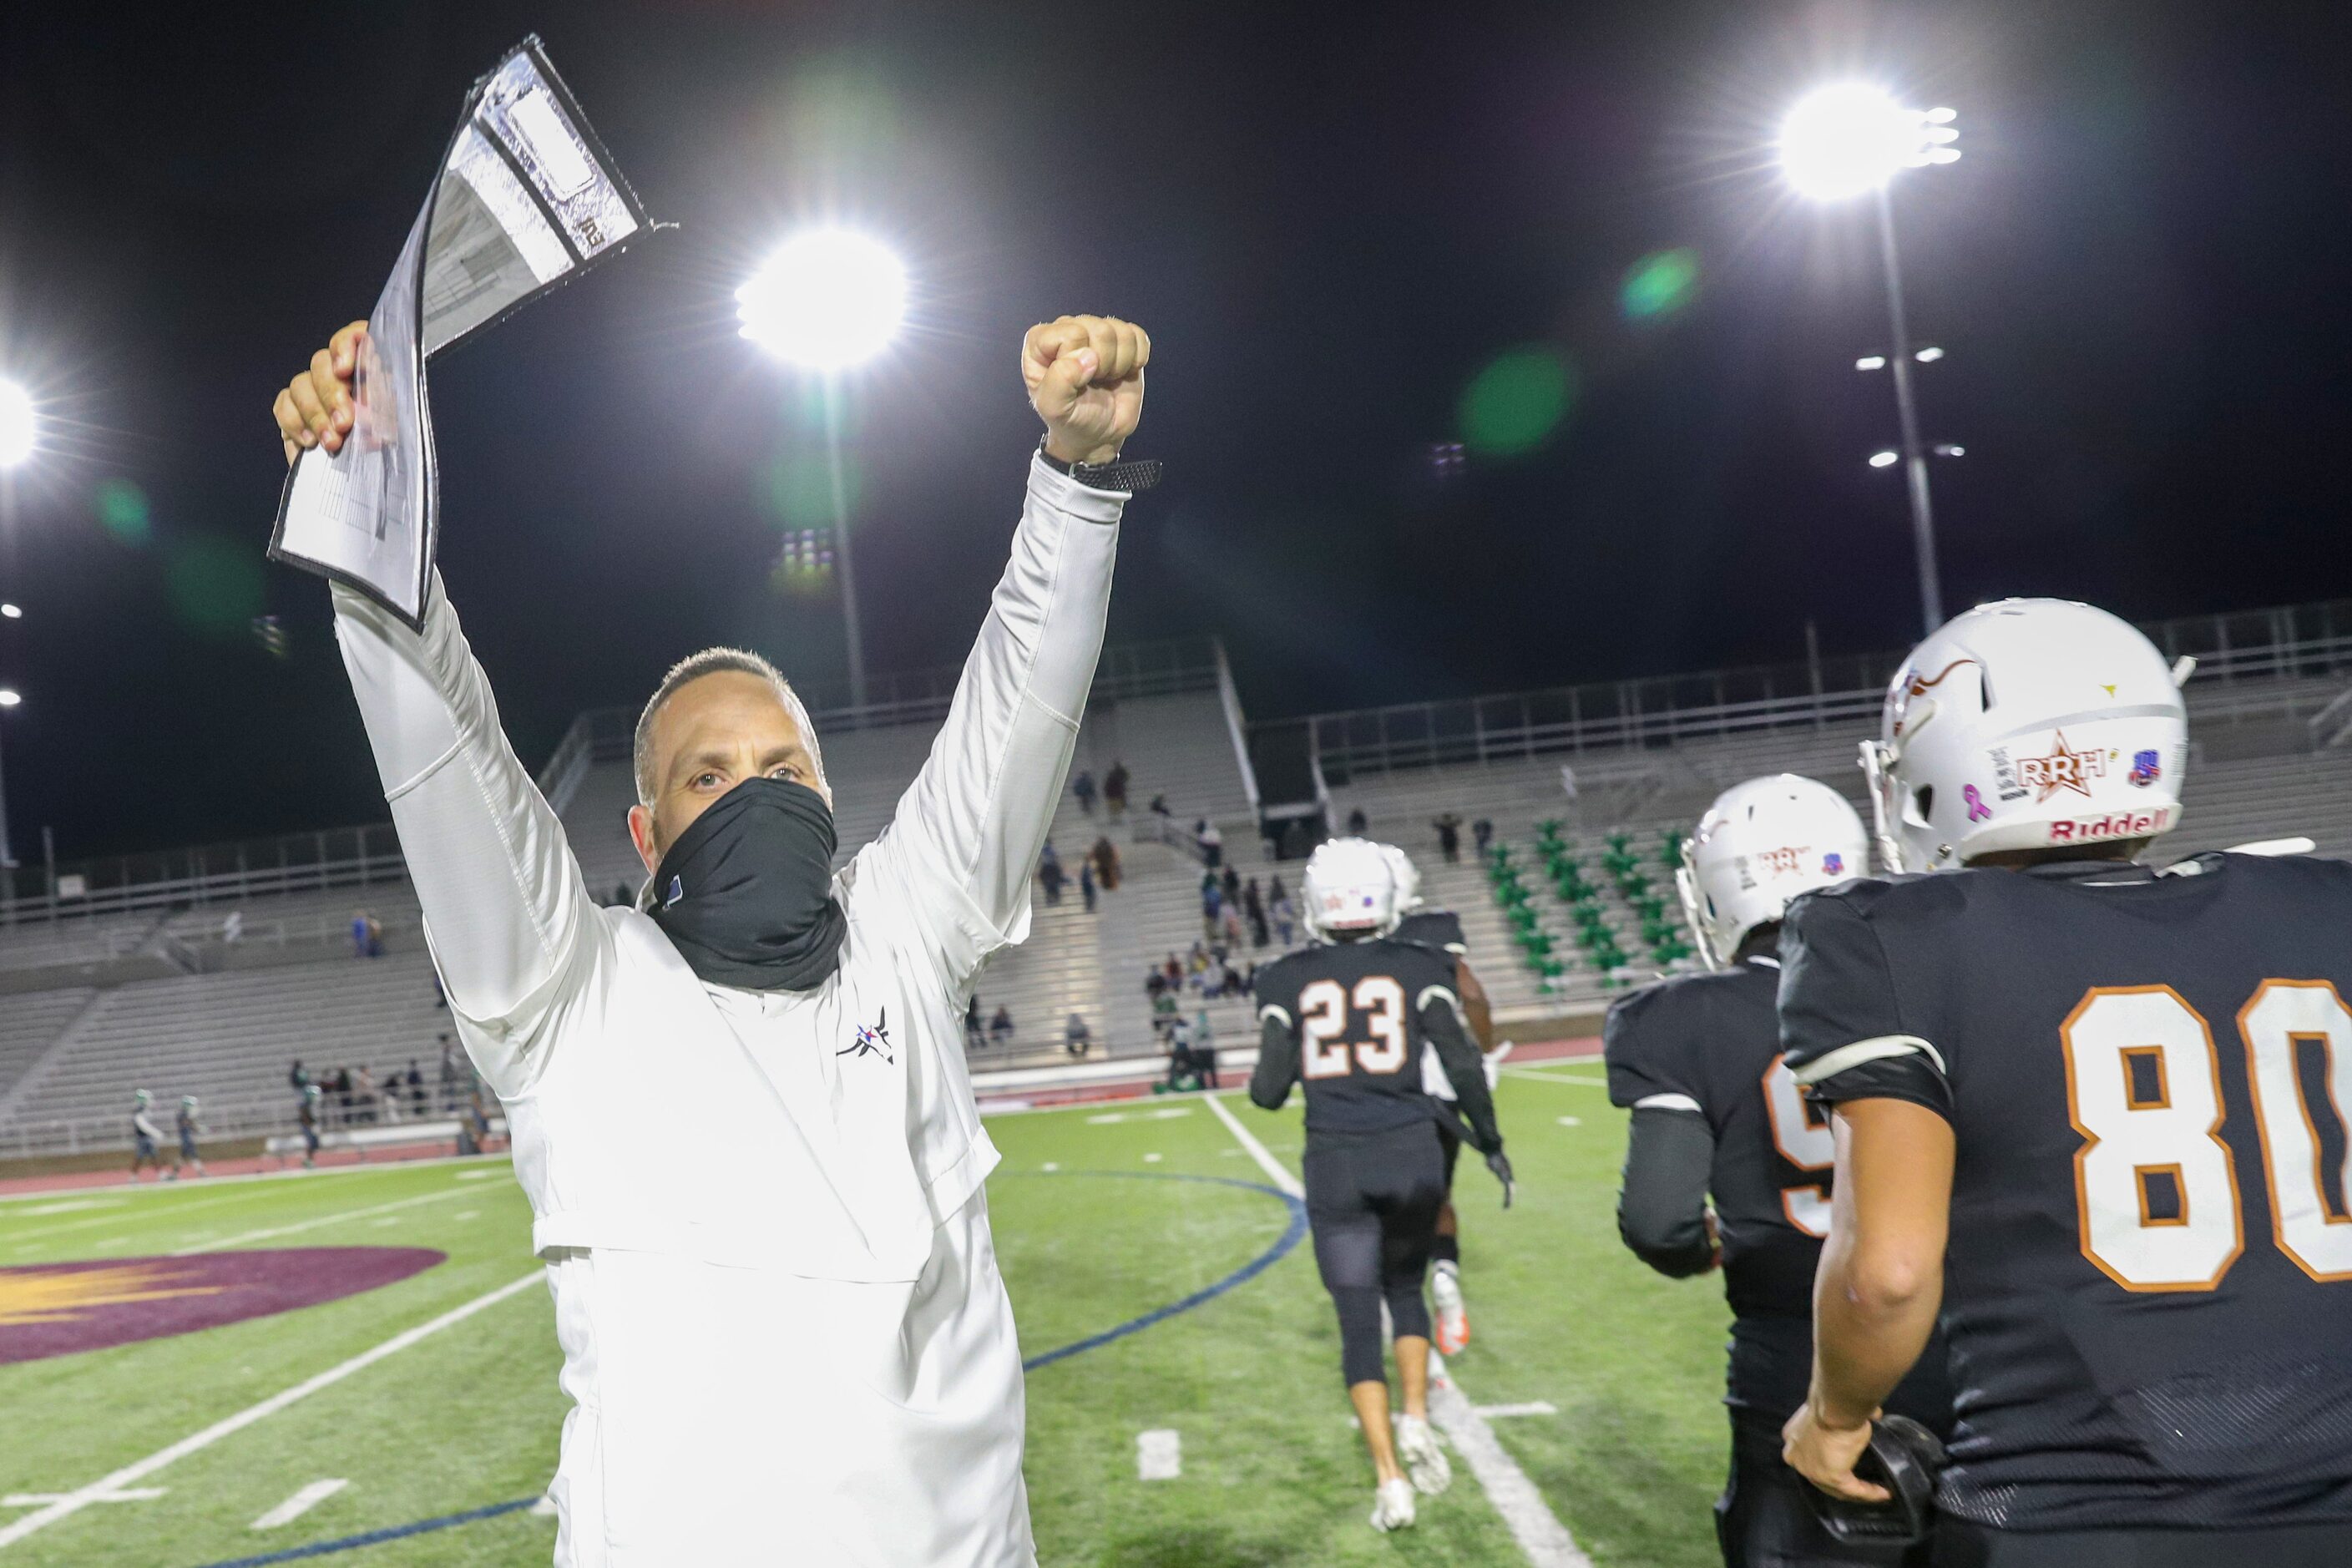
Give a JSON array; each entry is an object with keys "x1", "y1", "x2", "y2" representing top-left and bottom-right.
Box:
[{"x1": 1038, "y1": 438, "x2": 1163, "y2": 494}]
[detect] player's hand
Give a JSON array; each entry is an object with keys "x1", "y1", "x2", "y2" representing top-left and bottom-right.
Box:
[
  {"x1": 1782, "y1": 1403, "x2": 1889, "y2": 1505},
  {"x1": 1702, "y1": 1209, "x2": 1723, "y2": 1272},
  {"x1": 1485, "y1": 1148, "x2": 1515, "y2": 1208},
  {"x1": 273, "y1": 321, "x2": 369, "y2": 466},
  {"x1": 1024, "y1": 315, "x2": 1149, "y2": 466}
]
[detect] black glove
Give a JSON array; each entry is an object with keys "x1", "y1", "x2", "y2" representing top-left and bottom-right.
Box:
[{"x1": 1485, "y1": 1148, "x2": 1515, "y2": 1208}]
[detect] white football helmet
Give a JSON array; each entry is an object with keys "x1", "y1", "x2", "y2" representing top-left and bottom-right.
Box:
[
  {"x1": 1864, "y1": 598, "x2": 2191, "y2": 873},
  {"x1": 1302, "y1": 837, "x2": 1402, "y2": 939},
  {"x1": 1676, "y1": 775, "x2": 1870, "y2": 969},
  {"x1": 1378, "y1": 843, "x2": 1424, "y2": 913}
]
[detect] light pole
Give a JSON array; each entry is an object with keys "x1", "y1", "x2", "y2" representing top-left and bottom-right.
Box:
[
  {"x1": 736, "y1": 230, "x2": 908, "y2": 712},
  {"x1": 0, "y1": 377, "x2": 33, "y2": 869},
  {"x1": 1780, "y1": 84, "x2": 1960, "y2": 635}
]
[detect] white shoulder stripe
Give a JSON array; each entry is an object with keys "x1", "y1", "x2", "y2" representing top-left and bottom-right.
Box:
[
  {"x1": 1790, "y1": 1034, "x2": 1947, "y2": 1087},
  {"x1": 1257, "y1": 1004, "x2": 1293, "y2": 1029},
  {"x1": 1632, "y1": 1092, "x2": 1704, "y2": 1114},
  {"x1": 1417, "y1": 984, "x2": 1464, "y2": 1021}
]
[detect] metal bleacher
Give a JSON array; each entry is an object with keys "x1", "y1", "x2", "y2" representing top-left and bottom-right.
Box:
[{"x1": 3, "y1": 599, "x2": 2349, "y2": 1156}]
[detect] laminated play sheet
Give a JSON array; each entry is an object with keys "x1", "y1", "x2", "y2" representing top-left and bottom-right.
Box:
[{"x1": 270, "y1": 36, "x2": 654, "y2": 625}]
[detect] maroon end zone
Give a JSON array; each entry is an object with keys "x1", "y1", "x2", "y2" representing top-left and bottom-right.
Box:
[{"x1": 0, "y1": 1247, "x2": 445, "y2": 1364}]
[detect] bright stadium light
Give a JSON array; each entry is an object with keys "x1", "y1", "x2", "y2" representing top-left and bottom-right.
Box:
[
  {"x1": 1778, "y1": 83, "x2": 1957, "y2": 202},
  {"x1": 0, "y1": 604, "x2": 19, "y2": 620},
  {"x1": 1935, "y1": 443, "x2": 1965, "y2": 458},
  {"x1": 0, "y1": 689, "x2": 19, "y2": 708},
  {"x1": 0, "y1": 380, "x2": 34, "y2": 469},
  {"x1": 736, "y1": 230, "x2": 908, "y2": 370},
  {"x1": 1781, "y1": 84, "x2": 1962, "y2": 633}
]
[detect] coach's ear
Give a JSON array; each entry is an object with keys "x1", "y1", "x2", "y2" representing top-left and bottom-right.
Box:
[{"x1": 629, "y1": 803, "x2": 659, "y2": 876}]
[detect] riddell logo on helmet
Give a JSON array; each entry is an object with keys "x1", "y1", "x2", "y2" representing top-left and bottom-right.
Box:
[{"x1": 2047, "y1": 808, "x2": 2169, "y2": 843}]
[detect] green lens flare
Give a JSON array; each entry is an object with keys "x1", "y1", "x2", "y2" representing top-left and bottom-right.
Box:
[
  {"x1": 1621, "y1": 248, "x2": 1700, "y2": 320},
  {"x1": 1459, "y1": 348, "x2": 1577, "y2": 457},
  {"x1": 165, "y1": 536, "x2": 266, "y2": 634},
  {"x1": 96, "y1": 478, "x2": 152, "y2": 546}
]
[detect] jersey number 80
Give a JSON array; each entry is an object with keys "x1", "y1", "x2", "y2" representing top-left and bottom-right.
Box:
[
  {"x1": 2062, "y1": 981, "x2": 2352, "y2": 1292},
  {"x1": 1299, "y1": 977, "x2": 1409, "y2": 1078}
]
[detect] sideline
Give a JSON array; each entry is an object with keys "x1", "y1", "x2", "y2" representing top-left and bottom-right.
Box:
[
  {"x1": 0, "y1": 1272, "x2": 542, "y2": 1550},
  {"x1": 171, "y1": 1186, "x2": 486, "y2": 1256},
  {"x1": 1204, "y1": 1093, "x2": 1593, "y2": 1568},
  {"x1": 0, "y1": 1152, "x2": 515, "y2": 1204}
]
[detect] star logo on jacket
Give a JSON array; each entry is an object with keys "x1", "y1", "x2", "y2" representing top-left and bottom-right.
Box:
[
  {"x1": 839, "y1": 1007, "x2": 893, "y2": 1065},
  {"x1": 2015, "y1": 731, "x2": 2107, "y2": 802}
]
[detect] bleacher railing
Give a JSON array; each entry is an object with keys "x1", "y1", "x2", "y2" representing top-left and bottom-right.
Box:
[
  {"x1": 0, "y1": 638, "x2": 1222, "y2": 928},
  {"x1": 1308, "y1": 599, "x2": 2352, "y2": 779}
]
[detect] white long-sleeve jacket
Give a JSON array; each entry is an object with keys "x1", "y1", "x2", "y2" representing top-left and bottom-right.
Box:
[{"x1": 331, "y1": 455, "x2": 1121, "y2": 1281}]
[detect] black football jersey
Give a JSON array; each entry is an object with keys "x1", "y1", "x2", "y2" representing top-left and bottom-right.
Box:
[
  {"x1": 1394, "y1": 908, "x2": 1468, "y2": 958},
  {"x1": 1255, "y1": 938, "x2": 1461, "y2": 1136},
  {"x1": 1606, "y1": 958, "x2": 1954, "y2": 1429},
  {"x1": 1783, "y1": 853, "x2": 2352, "y2": 1533}
]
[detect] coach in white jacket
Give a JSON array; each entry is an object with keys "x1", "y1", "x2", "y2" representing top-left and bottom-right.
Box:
[{"x1": 271, "y1": 314, "x2": 1152, "y2": 1565}]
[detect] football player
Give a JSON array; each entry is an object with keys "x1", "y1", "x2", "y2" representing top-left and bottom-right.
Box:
[
  {"x1": 128, "y1": 1090, "x2": 164, "y2": 1183},
  {"x1": 1780, "y1": 599, "x2": 2352, "y2": 1565},
  {"x1": 1607, "y1": 775, "x2": 1953, "y2": 1567},
  {"x1": 1251, "y1": 837, "x2": 1513, "y2": 1531},
  {"x1": 169, "y1": 1095, "x2": 207, "y2": 1180},
  {"x1": 1382, "y1": 842, "x2": 1509, "y2": 1357}
]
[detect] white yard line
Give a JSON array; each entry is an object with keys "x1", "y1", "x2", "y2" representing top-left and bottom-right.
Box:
[
  {"x1": 1206, "y1": 1093, "x2": 1591, "y2": 1568},
  {"x1": 1473, "y1": 1402, "x2": 1558, "y2": 1419},
  {"x1": 170, "y1": 1187, "x2": 474, "y2": 1255},
  {"x1": 250, "y1": 1478, "x2": 349, "y2": 1530},
  {"x1": 0, "y1": 1272, "x2": 540, "y2": 1550},
  {"x1": 1500, "y1": 1067, "x2": 1607, "y2": 1088},
  {"x1": 1136, "y1": 1429, "x2": 1182, "y2": 1481}
]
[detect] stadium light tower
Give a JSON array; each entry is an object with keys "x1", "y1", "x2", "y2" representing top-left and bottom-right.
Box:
[
  {"x1": 1780, "y1": 84, "x2": 1960, "y2": 634},
  {"x1": 0, "y1": 379, "x2": 35, "y2": 469},
  {"x1": 736, "y1": 230, "x2": 909, "y2": 712},
  {"x1": 0, "y1": 685, "x2": 18, "y2": 869}
]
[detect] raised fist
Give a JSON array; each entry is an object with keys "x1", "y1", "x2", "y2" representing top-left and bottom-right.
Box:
[{"x1": 1023, "y1": 315, "x2": 1150, "y2": 468}]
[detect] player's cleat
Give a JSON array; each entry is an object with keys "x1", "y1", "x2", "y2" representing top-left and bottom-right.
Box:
[
  {"x1": 1397, "y1": 1413, "x2": 1452, "y2": 1496},
  {"x1": 1430, "y1": 1261, "x2": 1470, "y2": 1354},
  {"x1": 1370, "y1": 1476, "x2": 1418, "y2": 1530}
]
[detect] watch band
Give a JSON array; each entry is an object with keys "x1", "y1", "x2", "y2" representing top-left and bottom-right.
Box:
[{"x1": 1038, "y1": 439, "x2": 1163, "y2": 494}]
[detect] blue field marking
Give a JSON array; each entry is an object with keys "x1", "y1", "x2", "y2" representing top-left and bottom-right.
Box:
[
  {"x1": 184, "y1": 1171, "x2": 1303, "y2": 1565},
  {"x1": 187, "y1": 1496, "x2": 537, "y2": 1567},
  {"x1": 1016, "y1": 1170, "x2": 1308, "y2": 1371}
]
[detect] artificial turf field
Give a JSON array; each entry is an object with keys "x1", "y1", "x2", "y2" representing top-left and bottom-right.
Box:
[{"x1": 0, "y1": 1063, "x2": 1738, "y2": 1567}]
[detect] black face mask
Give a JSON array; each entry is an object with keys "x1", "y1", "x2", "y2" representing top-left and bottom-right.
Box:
[{"x1": 645, "y1": 777, "x2": 847, "y2": 992}]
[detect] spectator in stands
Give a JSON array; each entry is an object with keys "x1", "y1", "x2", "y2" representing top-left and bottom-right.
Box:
[
  {"x1": 331, "y1": 1065, "x2": 354, "y2": 1125},
  {"x1": 1064, "y1": 1014, "x2": 1091, "y2": 1059},
  {"x1": 438, "y1": 1037, "x2": 463, "y2": 1115},
  {"x1": 1072, "y1": 769, "x2": 1097, "y2": 816},
  {"x1": 351, "y1": 909, "x2": 370, "y2": 959},
  {"x1": 1079, "y1": 858, "x2": 1097, "y2": 913},
  {"x1": 1270, "y1": 883, "x2": 1297, "y2": 947},
  {"x1": 1201, "y1": 872, "x2": 1224, "y2": 940},
  {"x1": 1163, "y1": 952, "x2": 1183, "y2": 989},
  {"x1": 1104, "y1": 760, "x2": 1130, "y2": 819},
  {"x1": 406, "y1": 1060, "x2": 427, "y2": 1117},
  {"x1": 1090, "y1": 835, "x2": 1122, "y2": 893},
  {"x1": 965, "y1": 995, "x2": 985, "y2": 1051},
  {"x1": 1433, "y1": 812, "x2": 1463, "y2": 863},
  {"x1": 1145, "y1": 964, "x2": 1166, "y2": 1000},
  {"x1": 290, "y1": 1059, "x2": 310, "y2": 1095},
  {"x1": 989, "y1": 1005, "x2": 1016, "y2": 1049},
  {"x1": 1473, "y1": 817, "x2": 1494, "y2": 857},
  {"x1": 1346, "y1": 807, "x2": 1368, "y2": 836},
  {"x1": 1149, "y1": 792, "x2": 1171, "y2": 820},
  {"x1": 1244, "y1": 878, "x2": 1269, "y2": 948},
  {"x1": 431, "y1": 970, "x2": 447, "y2": 1009},
  {"x1": 1220, "y1": 903, "x2": 1247, "y2": 948},
  {"x1": 360, "y1": 1065, "x2": 387, "y2": 1124},
  {"x1": 1038, "y1": 842, "x2": 1065, "y2": 907},
  {"x1": 1187, "y1": 942, "x2": 1211, "y2": 986},
  {"x1": 1196, "y1": 819, "x2": 1224, "y2": 869}
]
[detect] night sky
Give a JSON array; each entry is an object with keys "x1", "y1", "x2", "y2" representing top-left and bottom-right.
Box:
[{"x1": 2, "y1": 0, "x2": 2349, "y2": 864}]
